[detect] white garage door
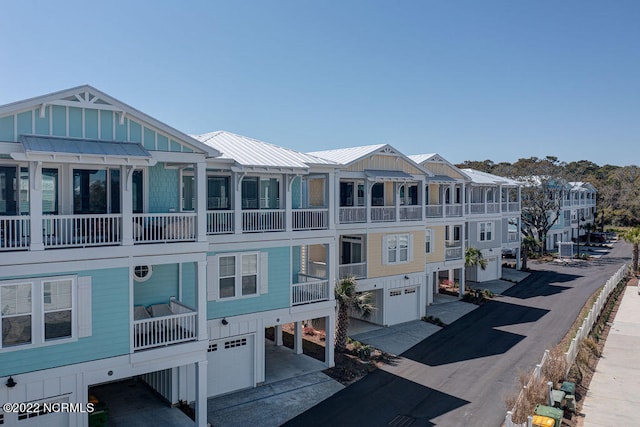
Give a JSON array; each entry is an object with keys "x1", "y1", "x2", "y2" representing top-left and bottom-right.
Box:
[
  {"x1": 386, "y1": 287, "x2": 419, "y2": 325},
  {"x1": 477, "y1": 256, "x2": 499, "y2": 282},
  {"x1": 207, "y1": 334, "x2": 255, "y2": 397},
  {"x1": 2, "y1": 396, "x2": 70, "y2": 427}
]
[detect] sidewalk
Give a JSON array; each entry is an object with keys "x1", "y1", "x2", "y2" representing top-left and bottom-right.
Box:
[{"x1": 581, "y1": 284, "x2": 640, "y2": 426}]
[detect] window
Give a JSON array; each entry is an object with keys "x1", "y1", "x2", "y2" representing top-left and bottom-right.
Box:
[
  {"x1": 0, "y1": 276, "x2": 79, "y2": 350},
  {"x1": 425, "y1": 229, "x2": 433, "y2": 254},
  {"x1": 242, "y1": 177, "x2": 280, "y2": 210},
  {"x1": 208, "y1": 176, "x2": 230, "y2": 210},
  {"x1": 219, "y1": 253, "x2": 259, "y2": 299},
  {"x1": 133, "y1": 265, "x2": 153, "y2": 282},
  {"x1": 371, "y1": 183, "x2": 384, "y2": 206},
  {"x1": 182, "y1": 175, "x2": 195, "y2": 211},
  {"x1": 400, "y1": 183, "x2": 418, "y2": 205},
  {"x1": 479, "y1": 222, "x2": 493, "y2": 241},
  {"x1": 341, "y1": 236, "x2": 364, "y2": 265},
  {"x1": 384, "y1": 234, "x2": 412, "y2": 264}
]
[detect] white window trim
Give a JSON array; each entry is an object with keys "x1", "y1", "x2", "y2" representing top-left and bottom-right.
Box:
[
  {"x1": 425, "y1": 229, "x2": 433, "y2": 254},
  {"x1": 383, "y1": 234, "x2": 413, "y2": 265},
  {"x1": 207, "y1": 252, "x2": 268, "y2": 301},
  {"x1": 479, "y1": 222, "x2": 493, "y2": 242},
  {"x1": 0, "y1": 275, "x2": 78, "y2": 352}
]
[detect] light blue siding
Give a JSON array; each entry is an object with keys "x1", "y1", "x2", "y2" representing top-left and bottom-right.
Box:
[
  {"x1": 0, "y1": 268, "x2": 130, "y2": 377},
  {"x1": 100, "y1": 110, "x2": 114, "y2": 140},
  {"x1": 52, "y1": 105, "x2": 66, "y2": 136},
  {"x1": 157, "y1": 134, "x2": 168, "y2": 151},
  {"x1": 35, "y1": 107, "x2": 50, "y2": 135},
  {"x1": 181, "y1": 262, "x2": 197, "y2": 308},
  {"x1": 291, "y1": 177, "x2": 301, "y2": 209},
  {"x1": 171, "y1": 139, "x2": 181, "y2": 152},
  {"x1": 134, "y1": 264, "x2": 179, "y2": 307},
  {"x1": 68, "y1": 107, "x2": 83, "y2": 138},
  {"x1": 129, "y1": 120, "x2": 142, "y2": 143},
  {"x1": 148, "y1": 164, "x2": 179, "y2": 212},
  {"x1": 291, "y1": 246, "x2": 302, "y2": 282},
  {"x1": 115, "y1": 116, "x2": 127, "y2": 141},
  {"x1": 84, "y1": 109, "x2": 98, "y2": 139},
  {"x1": 0, "y1": 116, "x2": 14, "y2": 141},
  {"x1": 182, "y1": 145, "x2": 193, "y2": 153},
  {"x1": 207, "y1": 247, "x2": 291, "y2": 319},
  {"x1": 17, "y1": 111, "x2": 32, "y2": 136},
  {"x1": 144, "y1": 127, "x2": 155, "y2": 150}
]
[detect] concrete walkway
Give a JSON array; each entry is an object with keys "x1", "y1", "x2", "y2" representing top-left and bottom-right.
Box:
[{"x1": 581, "y1": 284, "x2": 640, "y2": 426}]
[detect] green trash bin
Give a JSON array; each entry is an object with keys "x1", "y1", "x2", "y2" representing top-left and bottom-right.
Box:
[
  {"x1": 560, "y1": 381, "x2": 576, "y2": 395},
  {"x1": 534, "y1": 404, "x2": 563, "y2": 427}
]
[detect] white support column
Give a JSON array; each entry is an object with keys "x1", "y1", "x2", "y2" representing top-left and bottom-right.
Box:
[
  {"x1": 395, "y1": 182, "x2": 400, "y2": 222},
  {"x1": 195, "y1": 360, "x2": 208, "y2": 427},
  {"x1": 196, "y1": 260, "x2": 208, "y2": 341},
  {"x1": 195, "y1": 161, "x2": 207, "y2": 242},
  {"x1": 366, "y1": 181, "x2": 372, "y2": 223},
  {"x1": 234, "y1": 172, "x2": 243, "y2": 234},
  {"x1": 325, "y1": 314, "x2": 335, "y2": 367},
  {"x1": 275, "y1": 324, "x2": 283, "y2": 346},
  {"x1": 121, "y1": 165, "x2": 134, "y2": 246},
  {"x1": 285, "y1": 175, "x2": 293, "y2": 232},
  {"x1": 327, "y1": 242, "x2": 336, "y2": 300},
  {"x1": 328, "y1": 172, "x2": 335, "y2": 229},
  {"x1": 29, "y1": 161, "x2": 44, "y2": 250},
  {"x1": 294, "y1": 321, "x2": 303, "y2": 354}
]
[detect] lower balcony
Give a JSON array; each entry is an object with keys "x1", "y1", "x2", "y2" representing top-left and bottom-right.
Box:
[
  {"x1": 445, "y1": 243, "x2": 463, "y2": 260},
  {"x1": 338, "y1": 262, "x2": 367, "y2": 279},
  {"x1": 291, "y1": 279, "x2": 330, "y2": 306},
  {"x1": 133, "y1": 299, "x2": 197, "y2": 351}
]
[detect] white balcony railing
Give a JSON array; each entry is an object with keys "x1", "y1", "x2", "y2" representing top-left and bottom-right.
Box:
[
  {"x1": 43, "y1": 214, "x2": 122, "y2": 248},
  {"x1": 339, "y1": 262, "x2": 367, "y2": 279},
  {"x1": 292, "y1": 209, "x2": 328, "y2": 230},
  {"x1": 486, "y1": 203, "x2": 500, "y2": 213},
  {"x1": 242, "y1": 209, "x2": 285, "y2": 232},
  {"x1": 445, "y1": 243, "x2": 463, "y2": 260},
  {"x1": 445, "y1": 204, "x2": 463, "y2": 217},
  {"x1": 0, "y1": 216, "x2": 30, "y2": 251},
  {"x1": 469, "y1": 203, "x2": 485, "y2": 214},
  {"x1": 133, "y1": 300, "x2": 197, "y2": 351},
  {"x1": 339, "y1": 207, "x2": 366, "y2": 223},
  {"x1": 292, "y1": 280, "x2": 330, "y2": 305},
  {"x1": 207, "y1": 210, "x2": 234, "y2": 234},
  {"x1": 425, "y1": 205, "x2": 443, "y2": 218},
  {"x1": 399, "y1": 206, "x2": 422, "y2": 221},
  {"x1": 371, "y1": 207, "x2": 395, "y2": 222},
  {"x1": 133, "y1": 213, "x2": 196, "y2": 243}
]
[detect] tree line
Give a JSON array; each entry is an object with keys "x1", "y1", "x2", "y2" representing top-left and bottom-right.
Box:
[{"x1": 457, "y1": 156, "x2": 640, "y2": 228}]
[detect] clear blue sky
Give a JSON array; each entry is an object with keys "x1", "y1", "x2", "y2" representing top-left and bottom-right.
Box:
[{"x1": 1, "y1": 1, "x2": 638, "y2": 166}]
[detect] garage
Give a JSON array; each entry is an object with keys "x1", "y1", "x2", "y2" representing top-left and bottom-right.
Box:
[
  {"x1": 385, "y1": 287, "x2": 419, "y2": 325},
  {"x1": 2, "y1": 396, "x2": 70, "y2": 427},
  {"x1": 477, "y1": 256, "x2": 499, "y2": 282},
  {"x1": 207, "y1": 334, "x2": 255, "y2": 397}
]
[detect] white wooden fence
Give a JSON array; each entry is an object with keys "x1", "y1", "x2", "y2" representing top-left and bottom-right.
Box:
[{"x1": 504, "y1": 263, "x2": 627, "y2": 427}]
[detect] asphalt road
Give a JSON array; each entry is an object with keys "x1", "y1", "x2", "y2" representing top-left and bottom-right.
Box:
[{"x1": 285, "y1": 242, "x2": 631, "y2": 427}]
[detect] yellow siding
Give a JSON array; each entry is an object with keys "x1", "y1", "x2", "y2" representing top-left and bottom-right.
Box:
[
  {"x1": 367, "y1": 231, "x2": 425, "y2": 278},
  {"x1": 347, "y1": 155, "x2": 422, "y2": 174},
  {"x1": 424, "y1": 162, "x2": 464, "y2": 179},
  {"x1": 309, "y1": 244, "x2": 326, "y2": 262},
  {"x1": 428, "y1": 183, "x2": 440, "y2": 204},
  {"x1": 385, "y1": 182, "x2": 394, "y2": 205},
  {"x1": 308, "y1": 178, "x2": 325, "y2": 207},
  {"x1": 426, "y1": 225, "x2": 445, "y2": 263}
]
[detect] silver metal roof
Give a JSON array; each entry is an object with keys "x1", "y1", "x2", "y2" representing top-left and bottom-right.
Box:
[
  {"x1": 308, "y1": 144, "x2": 387, "y2": 166},
  {"x1": 462, "y1": 168, "x2": 520, "y2": 186},
  {"x1": 408, "y1": 153, "x2": 438, "y2": 164},
  {"x1": 427, "y1": 175, "x2": 458, "y2": 183},
  {"x1": 194, "y1": 131, "x2": 335, "y2": 169},
  {"x1": 21, "y1": 135, "x2": 151, "y2": 157}
]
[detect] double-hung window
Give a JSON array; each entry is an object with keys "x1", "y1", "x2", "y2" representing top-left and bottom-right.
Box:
[
  {"x1": 210, "y1": 252, "x2": 265, "y2": 300},
  {"x1": 479, "y1": 222, "x2": 493, "y2": 241},
  {"x1": 0, "y1": 276, "x2": 87, "y2": 351},
  {"x1": 425, "y1": 229, "x2": 433, "y2": 254},
  {"x1": 383, "y1": 234, "x2": 412, "y2": 264}
]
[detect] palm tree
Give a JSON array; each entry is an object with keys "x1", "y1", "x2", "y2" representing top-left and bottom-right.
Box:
[
  {"x1": 521, "y1": 235, "x2": 539, "y2": 271},
  {"x1": 621, "y1": 227, "x2": 640, "y2": 273},
  {"x1": 334, "y1": 277, "x2": 374, "y2": 352},
  {"x1": 465, "y1": 247, "x2": 487, "y2": 271}
]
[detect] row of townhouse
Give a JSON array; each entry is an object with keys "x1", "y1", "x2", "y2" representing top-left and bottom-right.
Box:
[
  {"x1": 0, "y1": 86, "x2": 521, "y2": 426},
  {"x1": 545, "y1": 181, "x2": 597, "y2": 251}
]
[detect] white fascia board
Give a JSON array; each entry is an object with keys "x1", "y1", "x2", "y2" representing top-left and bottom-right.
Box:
[{"x1": 10, "y1": 152, "x2": 156, "y2": 167}]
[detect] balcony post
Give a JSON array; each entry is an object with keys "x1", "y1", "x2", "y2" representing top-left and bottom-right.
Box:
[
  {"x1": 328, "y1": 172, "x2": 335, "y2": 229},
  {"x1": 234, "y1": 172, "x2": 243, "y2": 234},
  {"x1": 366, "y1": 181, "x2": 372, "y2": 224},
  {"x1": 395, "y1": 182, "x2": 401, "y2": 222},
  {"x1": 195, "y1": 360, "x2": 208, "y2": 427},
  {"x1": 195, "y1": 161, "x2": 207, "y2": 242},
  {"x1": 293, "y1": 321, "x2": 303, "y2": 354},
  {"x1": 28, "y1": 162, "x2": 44, "y2": 250},
  {"x1": 285, "y1": 175, "x2": 293, "y2": 232},
  {"x1": 325, "y1": 314, "x2": 335, "y2": 367},
  {"x1": 196, "y1": 260, "x2": 208, "y2": 341},
  {"x1": 121, "y1": 165, "x2": 134, "y2": 246}
]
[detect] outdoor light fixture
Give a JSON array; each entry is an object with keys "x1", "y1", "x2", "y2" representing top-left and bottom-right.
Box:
[
  {"x1": 221, "y1": 318, "x2": 228, "y2": 325},
  {"x1": 404, "y1": 275, "x2": 410, "y2": 280},
  {"x1": 6, "y1": 376, "x2": 17, "y2": 388}
]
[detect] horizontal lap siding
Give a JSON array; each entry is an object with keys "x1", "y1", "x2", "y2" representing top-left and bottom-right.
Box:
[
  {"x1": 207, "y1": 247, "x2": 291, "y2": 319},
  {"x1": 368, "y1": 231, "x2": 425, "y2": 278},
  {"x1": 0, "y1": 268, "x2": 130, "y2": 377}
]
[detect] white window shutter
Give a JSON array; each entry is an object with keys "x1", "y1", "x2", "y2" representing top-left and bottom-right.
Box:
[
  {"x1": 260, "y1": 252, "x2": 269, "y2": 294},
  {"x1": 408, "y1": 234, "x2": 414, "y2": 262},
  {"x1": 207, "y1": 256, "x2": 219, "y2": 301},
  {"x1": 77, "y1": 276, "x2": 92, "y2": 338},
  {"x1": 382, "y1": 235, "x2": 389, "y2": 264}
]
